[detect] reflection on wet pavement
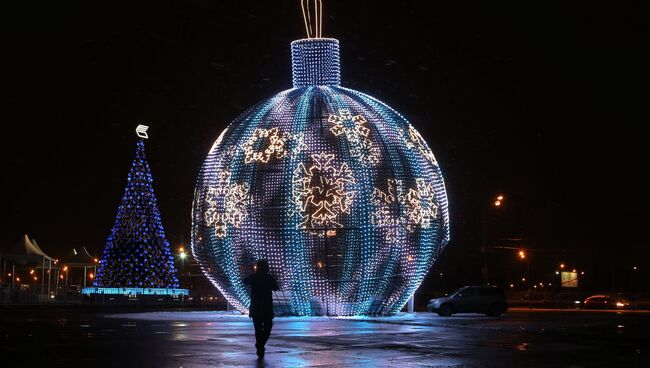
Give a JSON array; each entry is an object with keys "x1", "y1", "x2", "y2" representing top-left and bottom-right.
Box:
[{"x1": 1, "y1": 309, "x2": 648, "y2": 367}]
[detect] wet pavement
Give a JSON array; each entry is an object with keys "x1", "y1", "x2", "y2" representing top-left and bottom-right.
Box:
[{"x1": 1, "y1": 307, "x2": 648, "y2": 367}]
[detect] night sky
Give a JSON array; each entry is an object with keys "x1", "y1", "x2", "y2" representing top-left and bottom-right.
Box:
[{"x1": 3, "y1": 1, "x2": 646, "y2": 290}]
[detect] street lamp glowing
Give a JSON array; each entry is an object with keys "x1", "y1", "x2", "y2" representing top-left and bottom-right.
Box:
[
  {"x1": 497, "y1": 195, "x2": 504, "y2": 201},
  {"x1": 518, "y1": 250, "x2": 526, "y2": 259},
  {"x1": 179, "y1": 251, "x2": 187, "y2": 260},
  {"x1": 559, "y1": 263, "x2": 565, "y2": 269},
  {"x1": 493, "y1": 200, "x2": 501, "y2": 207}
]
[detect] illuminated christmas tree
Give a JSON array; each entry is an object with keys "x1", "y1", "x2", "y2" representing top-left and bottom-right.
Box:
[{"x1": 94, "y1": 128, "x2": 180, "y2": 289}]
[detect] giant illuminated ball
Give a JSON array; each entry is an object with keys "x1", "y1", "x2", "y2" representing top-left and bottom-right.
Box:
[{"x1": 192, "y1": 38, "x2": 449, "y2": 316}]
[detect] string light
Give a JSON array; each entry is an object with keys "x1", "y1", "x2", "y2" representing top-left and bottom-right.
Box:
[
  {"x1": 192, "y1": 37, "x2": 449, "y2": 316},
  {"x1": 204, "y1": 171, "x2": 251, "y2": 238},
  {"x1": 399, "y1": 125, "x2": 438, "y2": 166},
  {"x1": 92, "y1": 138, "x2": 180, "y2": 290},
  {"x1": 328, "y1": 109, "x2": 380, "y2": 166},
  {"x1": 371, "y1": 179, "x2": 439, "y2": 241},
  {"x1": 243, "y1": 128, "x2": 290, "y2": 164},
  {"x1": 292, "y1": 153, "x2": 356, "y2": 231}
]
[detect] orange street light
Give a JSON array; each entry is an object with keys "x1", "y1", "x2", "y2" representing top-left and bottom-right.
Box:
[
  {"x1": 493, "y1": 200, "x2": 501, "y2": 207},
  {"x1": 518, "y1": 250, "x2": 526, "y2": 259},
  {"x1": 560, "y1": 263, "x2": 565, "y2": 269},
  {"x1": 497, "y1": 195, "x2": 504, "y2": 201}
]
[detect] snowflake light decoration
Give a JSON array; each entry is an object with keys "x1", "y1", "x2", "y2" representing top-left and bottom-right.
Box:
[
  {"x1": 204, "y1": 171, "x2": 251, "y2": 238},
  {"x1": 371, "y1": 179, "x2": 439, "y2": 241},
  {"x1": 292, "y1": 153, "x2": 355, "y2": 229},
  {"x1": 399, "y1": 125, "x2": 438, "y2": 166},
  {"x1": 329, "y1": 109, "x2": 380, "y2": 166},
  {"x1": 289, "y1": 132, "x2": 308, "y2": 159},
  {"x1": 370, "y1": 179, "x2": 405, "y2": 242},
  {"x1": 401, "y1": 178, "x2": 438, "y2": 231},
  {"x1": 243, "y1": 128, "x2": 290, "y2": 164}
]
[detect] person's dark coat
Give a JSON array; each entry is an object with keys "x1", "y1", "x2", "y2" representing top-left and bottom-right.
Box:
[{"x1": 244, "y1": 270, "x2": 279, "y2": 319}]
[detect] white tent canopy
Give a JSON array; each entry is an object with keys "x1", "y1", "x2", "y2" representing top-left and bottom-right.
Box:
[
  {"x1": 24, "y1": 236, "x2": 55, "y2": 261},
  {"x1": 2, "y1": 235, "x2": 57, "y2": 298}
]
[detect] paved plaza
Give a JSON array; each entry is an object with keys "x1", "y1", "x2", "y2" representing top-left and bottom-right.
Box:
[{"x1": 1, "y1": 308, "x2": 648, "y2": 367}]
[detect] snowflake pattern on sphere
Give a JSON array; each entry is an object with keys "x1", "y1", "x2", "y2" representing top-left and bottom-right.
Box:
[
  {"x1": 292, "y1": 153, "x2": 356, "y2": 230},
  {"x1": 328, "y1": 109, "x2": 380, "y2": 166},
  {"x1": 205, "y1": 171, "x2": 252, "y2": 238},
  {"x1": 399, "y1": 125, "x2": 438, "y2": 166},
  {"x1": 371, "y1": 178, "x2": 439, "y2": 241}
]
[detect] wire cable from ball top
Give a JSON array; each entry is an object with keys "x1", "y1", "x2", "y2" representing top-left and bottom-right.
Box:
[{"x1": 301, "y1": 0, "x2": 323, "y2": 39}]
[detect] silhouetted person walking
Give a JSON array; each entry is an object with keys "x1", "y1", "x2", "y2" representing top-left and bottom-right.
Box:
[{"x1": 243, "y1": 259, "x2": 279, "y2": 359}]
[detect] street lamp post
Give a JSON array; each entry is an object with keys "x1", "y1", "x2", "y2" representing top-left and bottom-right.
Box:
[
  {"x1": 518, "y1": 249, "x2": 530, "y2": 282},
  {"x1": 481, "y1": 194, "x2": 505, "y2": 285},
  {"x1": 178, "y1": 246, "x2": 187, "y2": 288}
]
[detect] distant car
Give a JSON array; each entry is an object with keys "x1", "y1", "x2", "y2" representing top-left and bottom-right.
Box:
[
  {"x1": 428, "y1": 286, "x2": 508, "y2": 317},
  {"x1": 582, "y1": 295, "x2": 631, "y2": 309}
]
